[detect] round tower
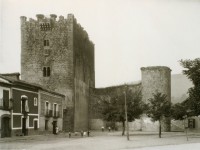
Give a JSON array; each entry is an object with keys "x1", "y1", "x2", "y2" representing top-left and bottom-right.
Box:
[{"x1": 141, "y1": 66, "x2": 171, "y2": 131}]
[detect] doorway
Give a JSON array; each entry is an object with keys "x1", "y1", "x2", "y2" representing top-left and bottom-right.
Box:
[
  {"x1": 52, "y1": 121, "x2": 57, "y2": 134},
  {"x1": 22, "y1": 117, "x2": 27, "y2": 136},
  {"x1": 1, "y1": 116, "x2": 11, "y2": 138}
]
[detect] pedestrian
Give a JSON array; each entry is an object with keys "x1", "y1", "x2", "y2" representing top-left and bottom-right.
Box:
[
  {"x1": 101, "y1": 126, "x2": 104, "y2": 132},
  {"x1": 69, "y1": 132, "x2": 71, "y2": 138},
  {"x1": 56, "y1": 126, "x2": 59, "y2": 135},
  {"x1": 108, "y1": 126, "x2": 111, "y2": 132},
  {"x1": 81, "y1": 130, "x2": 83, "y2": 137},
  {"x1": 87, "y1": 130, "x2": 90, "y2": 137},
  {"x1": 83, "y1": 131, "x2": 87, "y2": 136}
]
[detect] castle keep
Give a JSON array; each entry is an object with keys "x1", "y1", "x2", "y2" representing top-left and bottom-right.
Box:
[{"x1": 20, "y1": 14, "x2": 95, "y2": 131}]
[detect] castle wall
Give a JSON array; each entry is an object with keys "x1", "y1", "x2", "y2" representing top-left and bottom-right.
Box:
[
  {"x1": 89, "y1": 83, "x2": 141, "y2": 130},
  {"x1": 73, "y1": 21, "x2": 95, "y2": 131}
]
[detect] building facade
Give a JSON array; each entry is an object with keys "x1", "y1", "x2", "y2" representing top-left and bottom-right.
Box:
[
  {"x1": 20, "y1": 14, "x2": 95, "y2": 131},
  {"x1": 0, "y1": 77, "x2": 12, "y2": 138},
  {"x1": 0, "y1": 74, "x2": 64, "y2": 137},
  {"x1": 39, "y1": 89, "x2": 64, "y2": 134}
]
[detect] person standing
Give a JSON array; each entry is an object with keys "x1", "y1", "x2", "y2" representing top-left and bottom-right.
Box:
[
  {"x1": 87, "y1": 130, "x2": 90, "y2": 137},
  {"x1": 101, "y1": 126, "x2": 104, "y2": 132},
  {"x1": 108, "y1": 126, "x2": 111, "y2": 132},
  {"x1": 56, "y1": 126, "x2": 59, "y2": 135}
]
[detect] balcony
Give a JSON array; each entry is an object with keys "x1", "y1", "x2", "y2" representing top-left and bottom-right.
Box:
[
  {"x1": 0, "y1": 98, "x2": 12, "y2": 111},
  {"x1": 53, "y1": 111, "x2": 60, "y2": 118},
  {"x1": 45, "y1": 109, "x2": 52, "y2": 117}
]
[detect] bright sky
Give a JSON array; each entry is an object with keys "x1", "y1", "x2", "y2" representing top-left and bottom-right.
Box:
[{"x1": 0, "y1": 0, "x2": 200, "y2": 88}]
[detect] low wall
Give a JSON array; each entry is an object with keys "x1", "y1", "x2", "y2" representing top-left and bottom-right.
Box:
[{"x1": 90, "y1": 119, "x2": 105, "y2": 130}]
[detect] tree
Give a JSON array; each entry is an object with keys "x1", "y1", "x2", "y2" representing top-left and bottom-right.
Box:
[
  {"x1": 101, "y1": 88, "x2": 145, "y2": 136},
  {"x1": 171, "y1": 102, "x2": 187, "y2": 121},
  {"x1": 180, "y1": 58, "x2": 200, "y2": 116},
  {"x1": 146, "y1": 92, "x2": 171, "y2": 138}
]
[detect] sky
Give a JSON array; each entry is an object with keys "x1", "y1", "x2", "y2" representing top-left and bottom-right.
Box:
[{"x1": 0, "y1": 0, "x2": 200, "y2": 88}]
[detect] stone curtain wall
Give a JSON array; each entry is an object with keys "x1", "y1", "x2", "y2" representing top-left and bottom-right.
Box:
[{"x1": 89, "y1": 83, "x2": 141, "y2": 130}]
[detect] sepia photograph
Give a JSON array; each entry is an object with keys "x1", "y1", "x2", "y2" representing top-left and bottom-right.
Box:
[{"x1": 0, "y1": 0, "x2": 200, "y2": 149}]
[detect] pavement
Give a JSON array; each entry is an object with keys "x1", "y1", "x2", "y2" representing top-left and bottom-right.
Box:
[
  {"x1": 0, "y1": 130, "x2": 199, "y2": 142},
  {"x1": 0, "y1": 131, "x2": 200, "y2": 150}
]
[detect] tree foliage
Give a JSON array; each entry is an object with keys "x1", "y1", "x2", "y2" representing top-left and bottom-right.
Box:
[
  {"x1": 147, "y1": 92, "x2": 171, "y2": 121},
  {"x1": 180, "y1": 58, "x2": 200, "y2": 116},
  {"x1": 101, "y1": 88, "x2": 145, "y2": 134},
  {"x1": 146, "y1": 92, "x2": 171, "y2": 138},
  {"x1": 171, "y1": 102, "x2": 187, "y2": 120}
]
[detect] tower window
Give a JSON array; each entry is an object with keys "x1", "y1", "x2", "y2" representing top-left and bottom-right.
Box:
[
  {"x1": 47, "y1": 67, "x2": 50, "y2": 76},
  {"x1": 40, "y1": 23, "x2": 51, "y2": 31},
  {"x1": 44, "y1": 40, "x2": 49, "y2": 46},
  {"x1": 43, "y1": 67, "x2": 46, "y2": 77},
  {"x1": 43, "y1": 67, "x2": 51, "y2": 77}
]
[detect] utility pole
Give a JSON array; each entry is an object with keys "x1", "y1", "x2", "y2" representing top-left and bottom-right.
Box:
[{"x1": 124, "y1": 86, "x2": 129, "y2": 141}]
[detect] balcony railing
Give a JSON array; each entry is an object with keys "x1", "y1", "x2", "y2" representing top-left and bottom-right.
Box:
[
  {"x1": 45, "y1": 109, "x2": 52, "y2": 117},
  {"x1": 0, "y1": 98, "x2": 12, "y2": 110},
  {"x1": 53, "y1": 111, "x2": 60, "y2": 118}
]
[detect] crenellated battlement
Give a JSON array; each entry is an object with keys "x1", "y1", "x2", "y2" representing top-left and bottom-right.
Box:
[
  {"x1": 20, "y1": 14, "x2": 75, "y2": 23},
  {"x1": 20, "y1": 14, "x2": 92, "y2": 42}
]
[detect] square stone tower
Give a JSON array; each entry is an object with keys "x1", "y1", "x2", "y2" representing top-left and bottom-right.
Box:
[{"x1": 20, "y1": 14, "x2": 95, "y2": 131}]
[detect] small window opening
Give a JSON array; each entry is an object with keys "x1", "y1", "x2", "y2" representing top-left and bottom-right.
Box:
[
  {"x1": 44, "y1": 40, "x2": 49, "y2": 46},
  {"x1": 47, "y1": 67, "x2": 50, "y2": 76}
]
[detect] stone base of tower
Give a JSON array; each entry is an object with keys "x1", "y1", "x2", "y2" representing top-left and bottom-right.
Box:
[{"x1": 63, "y1": 107, "x2": 74, "y2": 132}]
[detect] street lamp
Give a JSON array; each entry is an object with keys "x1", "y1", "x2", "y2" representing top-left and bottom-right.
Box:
[{"x1": 124, "y1": 85, "x2": 129, "y2": 141}]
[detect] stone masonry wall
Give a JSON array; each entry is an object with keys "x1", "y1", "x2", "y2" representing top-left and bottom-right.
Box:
[
  {"x1": 73, "y1": 20, "x2": 95, "y2": 131},
  {"x1": 20, "y1": 14, "x2": 95, "y2": 131},
  {"x1": 141, "y1": 66, "x2": 171, "y2": 131},
  {"x1": 21, "y1": 14, "x2": 74, "y2": 107},
  {"x1": 89, "y1": 83, "x2": 141, "y2": 130}
]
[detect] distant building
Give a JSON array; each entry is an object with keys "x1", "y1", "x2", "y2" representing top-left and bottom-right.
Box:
[
  {"x1": 0, "y1": 74, "x2": 64, "y2": 138},
  {"x1": 20, "y1": 14, "x2": 95, "y2": 131}
]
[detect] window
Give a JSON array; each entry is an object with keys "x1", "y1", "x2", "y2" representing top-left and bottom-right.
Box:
[
  {"x1": 44, "y1": 40, "x2": 49, "y2": 46},
  {"x1": 45, "y1": 101, "x2": 49, "y2": 111},
  {"x1": 3, "y1": 90, "x2": 9, "y2": 109},
  {"x1": 34, "y1": 97, "x2": 38, "y2": 106},
  {"x1": 43, "y1": 67, "x2": 51, "y2": 77},
  {"x1": 47, "y1": 67, "x2": 50, "y2": 76},
  {"x1": 43, "y1": 67, "x2": 46, "y2": 77},
  {"x1": 40, "y1": 23, "x2": 51, "y2": 31},
  {"x1": 53, "y1": 103, "x2": 57, "y2": 116}
]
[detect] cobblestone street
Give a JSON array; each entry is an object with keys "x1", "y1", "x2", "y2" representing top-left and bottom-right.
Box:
[{"x1": 0, "y1": 131, "x2": 200, "y2": 150}]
